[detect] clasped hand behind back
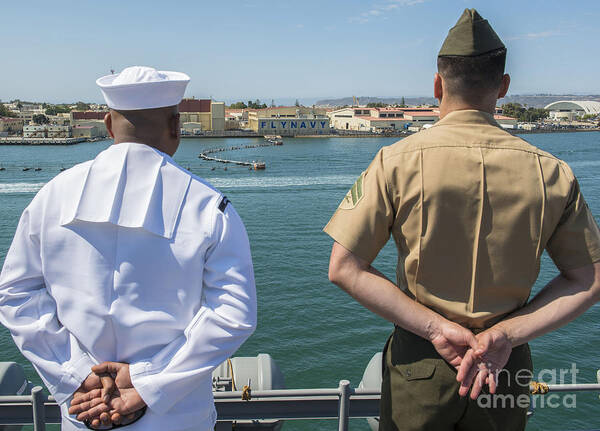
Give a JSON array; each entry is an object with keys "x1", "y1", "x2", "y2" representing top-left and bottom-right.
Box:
[{"x1": 68, "y1": 362, "x2": 146, "y2": 429}]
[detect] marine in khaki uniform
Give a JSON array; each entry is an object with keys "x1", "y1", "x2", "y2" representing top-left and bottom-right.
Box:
[{"x1": 325, "y1": 9, "x2": 600, "y2": 431}]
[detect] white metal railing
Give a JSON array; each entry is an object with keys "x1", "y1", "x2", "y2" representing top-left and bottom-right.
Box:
[{"x1": 1, "y1": 381, "x2": 600, "y2": 431}]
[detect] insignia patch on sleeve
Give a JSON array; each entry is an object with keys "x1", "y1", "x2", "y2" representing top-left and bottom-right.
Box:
[
  {"x1": 218, "y1": 196, "x2": 230, "y2": 213},
  {"x1": 339, "y1": 172, "x2": 365, "y2": 210}
]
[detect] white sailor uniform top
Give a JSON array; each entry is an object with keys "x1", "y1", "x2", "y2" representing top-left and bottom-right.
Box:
[{"x1": 0, "y1": 142, "x2": 257, "y2": 430}]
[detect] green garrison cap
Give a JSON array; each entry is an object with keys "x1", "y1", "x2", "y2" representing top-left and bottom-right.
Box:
[{"x1": 438, "y1": 8, "x2": 505, "y2": 57}]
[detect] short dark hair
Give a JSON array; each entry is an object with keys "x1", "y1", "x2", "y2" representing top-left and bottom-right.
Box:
[{"x1": 437, "y1": 48, "x2": 506, "y2": 98}]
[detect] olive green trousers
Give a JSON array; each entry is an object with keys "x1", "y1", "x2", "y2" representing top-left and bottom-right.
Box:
[{"x1": 380, "y1": 326, "x2": 532, "y2": 431}]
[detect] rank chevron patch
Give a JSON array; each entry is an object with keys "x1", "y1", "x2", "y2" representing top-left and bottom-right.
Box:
[{"x1": 339, "y1": 171, "x2": 365, "y2": 210}]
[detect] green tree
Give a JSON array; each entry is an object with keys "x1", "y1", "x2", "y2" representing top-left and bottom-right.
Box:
[
  {"x1": 75, "y1": 101, "x2": 90, "y2": 111},
  {"x1": 229, "y1": 101, "x2": 247, "y2": 109},
  {"x1": 295, "y1": 99, "x2": 300, "y2": 107},
  {"x1": 32, "y1": 114, "x2": 49, "y2": 125},
  {"x1": 501, "y1": 103, "x2": 548, "y2": 122},
  {"x1": 45, "y1": 104, "x2": 71, "y2": 115},
  {"x1": 0, "y1": 103, "x2": 17, "y2": 118},
  {"x1": 366, "y1": 102, "x2": 388, "y2": 108},
  {"x1": 247, "y1": 99, "x2": 267, "y2": 109}
]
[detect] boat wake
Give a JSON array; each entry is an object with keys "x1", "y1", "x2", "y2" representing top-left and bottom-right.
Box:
[
  {"x1": 0, "y1": 175, "x2": 356, "y2": 195},
  {"x1": 0, "y1": 183, "x2": 46, "y2": 194},
  {"x1": 205, "y1": 175, "x2": 356, "y2": 189}
]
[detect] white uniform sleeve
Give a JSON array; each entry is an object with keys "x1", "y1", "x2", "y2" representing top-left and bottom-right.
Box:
[
  {"x1": 129, "y1": 201, "x2": 257, "y2": 414},
  {"x1": 0, "y1": 207, "x2": 96, "y2": 405}
]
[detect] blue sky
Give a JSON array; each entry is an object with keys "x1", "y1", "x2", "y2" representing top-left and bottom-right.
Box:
[{"x1": 1, "y1": 0, "x2": 599, "y2": 104}]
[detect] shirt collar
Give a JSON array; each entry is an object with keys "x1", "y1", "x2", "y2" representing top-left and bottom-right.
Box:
[
  {"x1": 61, "y1": 142, "x2": 191, "y2": 239},
  {"x1": 431, "y1": 109, "x2": 502, "y2": 129}
]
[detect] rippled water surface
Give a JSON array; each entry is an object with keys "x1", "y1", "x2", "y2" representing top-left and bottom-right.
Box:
[{"x1": 1, "y1": 132, "x2": 599, "y2": 430}]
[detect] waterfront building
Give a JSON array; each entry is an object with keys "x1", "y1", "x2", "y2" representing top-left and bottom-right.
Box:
[
  {"x1": 23, "y1": 124, "x2": 72, "y2": 138},
  {"x1": 0, "y1": 117, "x2": 24, "y2": 135},
  {"x1": 72, "y1": 125, "x2": 102, "y2": 139},
  {"x1": 517, "y1": 122, "x2": 538, "y2": 131},
  {"x1": 47, "y1": 113, "x2": 71, "y2": 126},
  {"x1": 46, "y1": 125, "x2": 72, "y2": 138},
  {"x1": 327, "y1": 107, "x2": 437, "y2": 132},
  {"x1": 544, "y1": 101, "x2": 600, "y2": 121},
  {"x1": 15, "y1": 104, "x2": 45, "y2": 124},
  {"x1": 495, "y1": 115, "x2": 518, "y2": 129},
  {"x1": 70, "y1": 111, "x2": 109, "y2": 137},
  {"x1": 248, "y1": 106, "x2": 330, "y2": 136},
  {"x1": 180, "y1": 122, "x2": 204, "y2": 135},
  {"x1": 328, "y1": 106, "x2": 517, "y2": 132},
  {"x1": 224, "y1": 109, "x2": 248, "y2": 130},
  {"x1": 179, "y1": 98, "x2": 225, "y2": 132},
  {"x1": 23, "y1": 125, "x2": 48, "y2": 138}
]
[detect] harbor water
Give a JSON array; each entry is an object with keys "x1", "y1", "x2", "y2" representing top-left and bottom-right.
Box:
[{"x1": 1, "y1": 132, "x2": 599, "y2": 431}]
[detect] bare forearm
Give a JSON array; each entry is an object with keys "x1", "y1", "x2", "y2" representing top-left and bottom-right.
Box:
[
  {"x1": 494, "y1": 265, "x2": 600, "y2": 347},
  {"x1": 335, "y1": 264, "x2": 445, "y2": 340}
]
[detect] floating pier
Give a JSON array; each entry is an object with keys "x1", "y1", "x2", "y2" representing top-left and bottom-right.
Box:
[{"x1": 198, "y1": 138, "x2": 283, "y2": 170}]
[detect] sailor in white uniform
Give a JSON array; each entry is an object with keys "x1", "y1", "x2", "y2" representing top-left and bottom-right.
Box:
[{"x1": 0, "y1": 66, "x2": 257, "y2": 430}]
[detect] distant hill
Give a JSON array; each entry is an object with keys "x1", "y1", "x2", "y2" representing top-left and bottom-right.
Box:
[
  {"x1": 316, "y1": 95, "x2": 600, "y2": 108},
  {"x1": 498, "y1": 94, "x2": 600, "y2": 108},
  {"x1": 315, "y1": 96, "x2": 437, "y2": 107}
]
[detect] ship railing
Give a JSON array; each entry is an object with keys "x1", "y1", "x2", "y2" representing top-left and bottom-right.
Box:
[{"x1": 2, "y1": 380, "x2": 600, "y2": 431}]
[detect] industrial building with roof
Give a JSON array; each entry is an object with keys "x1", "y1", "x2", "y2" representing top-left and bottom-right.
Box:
[
  {"x1": 70, "y1": 111, "x2": 109, "y2": 137},
  {"x1": 328, "y1": 107, "x2": 517, "y2": 132},
  {"x1": 544, "y1": 101, "x2": 600, "y2": 121},
  {"x1": 328, "y1": 107, "x2": 439, "y2": 132},
  {"x1": 179, "y1": 98, "x2": 225, "y2": 133},
  {"x1": 247, "y1": 106, "x2": 330, "y2": 136},
  {"x1": 0, "y1": 117, "x2": 24, "y2": 136}
]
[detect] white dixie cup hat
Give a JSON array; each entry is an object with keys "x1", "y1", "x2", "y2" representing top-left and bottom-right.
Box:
[{"x1": 96, "y1": 66, "x2": 190, "y2": 110}]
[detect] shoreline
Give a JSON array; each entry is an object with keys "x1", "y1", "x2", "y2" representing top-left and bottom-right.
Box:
[
  {"x1": 0, "y1": 137, "x2": 104, "y2": 146},
  {"x1": 1, "y1": 128, "x2": 598, "y2": 145},
  {"x1": 180, "y1": 128, "x2": 600, "y2": 139},
  {"x1": 509, "y1": 128, "x2": 600, "y2": 135}
]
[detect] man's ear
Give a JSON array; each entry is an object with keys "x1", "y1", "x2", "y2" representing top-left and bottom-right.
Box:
[
  {"x1": 104, "y1": 112, "x2": 115, "y2": 139},
  {"x1": 170, "y1": 113, "x2": 180, "y2": 138},
  {"x1": 498, "y1": 74, "x2": 510, "y2": 99},
  {"x1": 434, "y1": 73, "x2": 443, "y2": 102}
]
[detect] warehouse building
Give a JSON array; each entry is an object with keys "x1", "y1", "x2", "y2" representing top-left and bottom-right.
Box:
[
  {"x1": 72, "y1": 125, "x2": 102, "y2": 139},
  {"x1": 24, "y1": 124, "x2": 72, "y2": 138},
  {"x1": 328, "y1": 106, "x2": 517, "y2": 132},
  {"x1": 328, "y1": 107, "x2": 438, "y2": 132},
  {"x1": 179, "y1": 99, "x2": 225, "y2": 132},
  {"x1": 47, "y1": 125, "x2": 72, "y2": 138},
  {"x1": 544, "y1": 101, "x2": 600, "y2": 121},
  {"x1": 224, "y1": 109, "x2": 248, "y2": 130},
  {"x1": 70, "y1": 111, "x2": 109, "y2": 137},
  {"x1": 0, "y1": 117, "x2": 24, "y2": 136},
  {"x1": 248, "y1": 106, "x2": 330, "y2": 136}
]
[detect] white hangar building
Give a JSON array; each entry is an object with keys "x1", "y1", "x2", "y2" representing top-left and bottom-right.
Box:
[{"x1": 545, "y1": 101, "x2": 600, "y2": 121}]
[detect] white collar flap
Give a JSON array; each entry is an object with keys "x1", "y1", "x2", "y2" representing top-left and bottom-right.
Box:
[{"x1": 62, "y1": 143, "x2": 191, "y2": 239}]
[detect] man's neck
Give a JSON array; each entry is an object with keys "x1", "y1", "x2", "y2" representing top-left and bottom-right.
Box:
[{"x1": 438, "y1": 98, "x2": 497, "y2": 120}]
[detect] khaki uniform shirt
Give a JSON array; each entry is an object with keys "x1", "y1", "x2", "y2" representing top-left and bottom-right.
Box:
[{"x1": 324, "y1": 110, "x2": 600, "y2": 329}]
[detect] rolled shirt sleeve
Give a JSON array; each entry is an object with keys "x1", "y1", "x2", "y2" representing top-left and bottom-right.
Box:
[
  {"x1": 129, "y1": 200, "x2": 257, "y2": 415},
  {"x1": 323, "y1": 148, "x2": 395, "y2": 263},
  {"x1": 0, "y1": 207, "x2": 96, "y2": 405},
  {"x1": 546, "y1": 172, "x2": 600, "y2": 271}
]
